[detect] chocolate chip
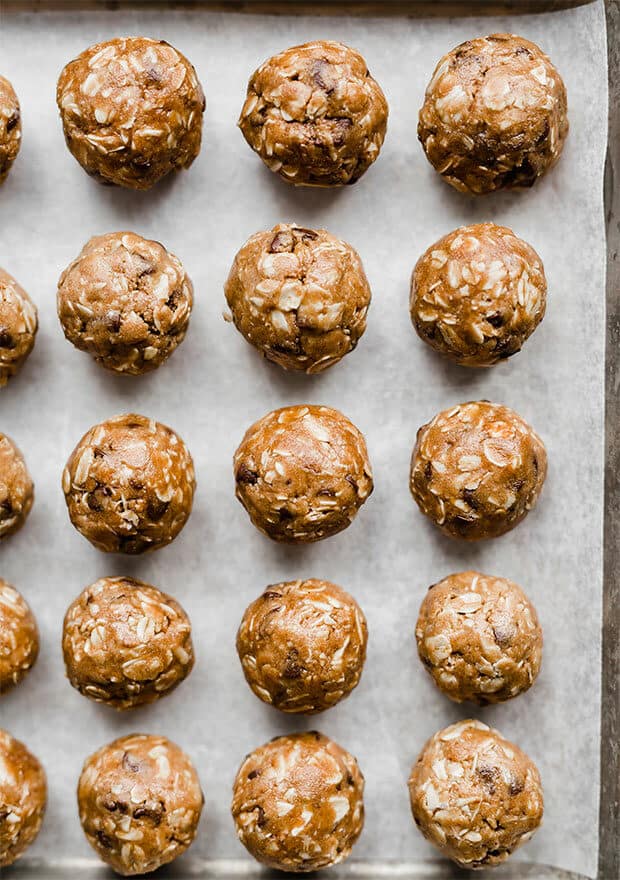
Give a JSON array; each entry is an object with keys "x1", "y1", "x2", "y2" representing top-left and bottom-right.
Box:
[
  {"x1": 277, "y1": 507, "x2": 293, "y2": 521},
  {"x1": 105, "y1": 311, "x2": 121, "y2": 333},
  {"x1": 312, "y1": 58, "x2": 335, "y2": 93},
  {"x1": 122, "y1": 751, "x2": 140, "y2": 773},
  {"x1": 247, "y1": 769, "x2": 260, "y2": 780},
  {"x1": 269, "y1": 231, "x2": 293, "y2": 253},
  {"x1": 332, "y1": 117, "x2": 352, "y2": 147},
  {"x1": 236, "y1": 464, "x2": 258, "y2": 485},
  {"x1": 509, "y1": 775, "x2": 524, "y2": 796},
  {"x1": 462, "y1": 488, "x2": 479, "y2": 510},
  {"x1": 293, "y1": 227, "x2": 318, "y2": 241},
  {"x1": 134, "y1": 805, "x2": 163, "y2": 825},
  {"x1": 96, "y1": 830, "x2": 113, "y2": 849},
  {"x1": 254, "y1": 805, "x2": 267, "y2": 827},
  {"x1": 0, "y1": 499, "x2": 13, "y2": 516},
  {"x1": 487, "y1": 312, "x2": 505, "y2": 328},
  {"x1": 284, "y1": 648, "x2": 303, "y2": 679},
  {"x1": 146, "y1": 497, "x2": 169, "y2": 521},
  {"x1": 262, "y1": 590, "x2": 283, "y2": 600},
  {"x1": 477, "y1": 763, "x2": 497, "y2": 794},
  {"x1": 424, "y1": 461, "x2": 433, "y2": 480},
  {"x1": 104, "y1": 799, "x2": 128, "y2": 814},
  {"x1": 0, "y1": 329, "x2": 15, "y2": 349},
  {"x1": 6, "y1": 111, "x2": 19, "y2": 133}
]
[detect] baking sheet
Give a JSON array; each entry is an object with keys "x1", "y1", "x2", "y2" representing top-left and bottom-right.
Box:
[{"x1": 0, "y1": 3, "x2": 607, "y2": 877}]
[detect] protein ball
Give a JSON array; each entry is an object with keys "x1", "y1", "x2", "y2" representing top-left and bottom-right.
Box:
[
  {"x1": 57, "y1": 37, "x2": 205, "y2": 190},
  {"x1": 239, "y1": 40, "x2": 388, "y2": 186},
  {"x1": 225, "y1": 224, "x2": 371, "y2": 373},
  {"x1": 418, "y1": 33, "x2": 568, "y2": 194},
  {"x1": 0, "y1": 269, "x2": 38, "y2": 387},
  {"x1": 78, "y1": 733, "x2": 203, "y2": 876},
  {"x1": 63, "y1": 576, "x2": 194, "y2": 709},
  {"x1": 411, "y1": 223, "x2": 546, "y2": 367},
  {"x1": 57, "y1": 232, "x2": 193, "y2": 375},
  {"x1": 0, "y1": 730, "x2": 46, "y2": 867},
  {"x1": 0, "y1": 76, "x2": 21, "y2": 184},
  {"x1": 232, "y1": 732, "x2": 364, "y2": 872},
  {"x1": 0, "y1": 581, "x2": 38, "y2": 696},
  {"x1": 416, "y1": 571, "x2": 542, "y2": 704},
  {"x1": 410, "y1": 401, "x2": 546, "y2": 540},
  {"x1": 237, "y1": 579, "x2": 368, "y2": 714},
  {"x1": 0, "y1": 433, "x2": 33, "y2": 541},
  {"x1": 234, "y1": 404, "x2": 373, "y2": 543},
  {"x1": 408, "y1": 719, "x2": 543, "y2": 868},
  {"x1": 62, "y1": 413, "x2": 195, "y2": 554}
]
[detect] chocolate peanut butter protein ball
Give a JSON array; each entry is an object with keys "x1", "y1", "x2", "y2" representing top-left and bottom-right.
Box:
[
  {"x1": 63, "y1": 576, "x2": 194, "y2": 709},
  {"x1": 0, "y1": 76, "x2": 21, "y2": 184},
  {"x1": 58, "y1": 232, "x2": 193, "y2": 374},
  {"x1": 237, "y1": 579, "x2": 368, "y2": 713},
  {"x1": 62, "y1": 413, "x2": 195, "y2": 554},
  {"x1": 0, "y1": 433, "x2": 33, "y2": 541},
  {"x1": 239, "y1": 40, "x2": 388, "y2": 186},
  {"x1": 410, "y1": 401, "x2": 546, "y2": 540},
  {"x1": 57, "y1": 37, "x2": 205, "y2": 190},
  {"x1": 418, "y1": 34, "x2": 568, "y2": 194},
  {"x1": 0, "y1": 581, "x2": 38, "y2": 695},
  {"x1": 224, "y1": 224, "x2": 371, "y2": 373},
  {"x1": 78, "y1": 734, "x2": 203, "y2": 876},
  {"x1": 408, "y1": 720, "x2": 543, "y2": 868},
  {"x1": 232, "y1": 732, "x2": 364, "y2": 872},
  {"x1": 0, "y1": 730, "x2": 46, "y2": 867},
  {"x1": 411, "y1": 223, "x2": 546, "y2": 367},
  {"x1": 0, "y1": 269, "x2": 37, "y2": 387},
  {"x1": 234, "y1": 405, "x2": 373, "y2": 543},
  {"x1": 416, "y1": 571, "x2": 542, "y2": 704}
]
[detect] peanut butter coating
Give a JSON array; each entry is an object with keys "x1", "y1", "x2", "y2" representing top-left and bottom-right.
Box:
[
  {"x1": 232, "y1": 732, "x2": 364, "y2": 872},
  {"x1": 416, "y1": 571, "x2": 542, "y2": 704},
  {"x1": 411, "y1": 223, "x2": 546, "y2": 367},
  {"x1": 237, "y1": 579, "x2": 368, "y2": 714},
  {"x1": 63, "y1": 576, "x2": 194, "y2": 709},
  {"x1": 78, "y1": 733, "x2": 203, "y2": 876},
  {"x1": 408, "y1": 720, "x2": 543, "y2": 868},
  {"x1": 57, "y1": 37, "x2": 205, "y2": 190},
  {"x1": 0, "y1": 433, "x2": 33, "y2": 541},
  {"x1": 234, "y1": 405, "x2": 373, "y2": 543},
  {"x1": 410, "y1": 401, "x2": 546, "y2": 540},
  {"x1": 58, "y1": 232, "x2": 193, "y2": 375},
  {"x1": 62, "y1": 413, "x2": 195, "y2": 554},
  {"x1": 239, "y1": 40, "x2": 388, "y2": 186},
  {"x1": 0, "y1": 76, "x2": 21, "y2": 184},
  {"x1": 0, "y1": 580, "x2": 38, "y2": 696},
  {"x1": 418, "y1": 34, "x2": 568, "y2": 194},
  {"x1": 225, "y1": 224, "x2": 371, "y2": 373},
  {"x1": 0, "y1": 268, "x2": 38, "y2": 386},
  {"x1": 0, "y1": 730, "x2": 46, "y2": 867}
]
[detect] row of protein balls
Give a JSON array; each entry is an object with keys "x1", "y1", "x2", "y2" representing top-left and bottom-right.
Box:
[
  {"x1": 2, "y1": 570, "x2": 544, "y2": 875},
  {"x1": 1, "y1": 33, "x2": 568, "y2": 193},
  {"x1": 0, "y1": 395, "x2": 546, "y2": 551},
  {"x1": 0, "y1": 218, "x2": 548, "y2": 388}
]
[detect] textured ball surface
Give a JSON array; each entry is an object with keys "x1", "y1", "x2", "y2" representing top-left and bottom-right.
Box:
[
  {"x1": 57, "y1": 37, "x2": 205, "y2": 189},
  {"x1": 58, "y1": 232, "x2": 193, "y2": 374},
  {"x1": 0, "y1": 76, "x2": 21, "y2": 184},
  {"x1": 234, "y1": 404, "x2": 373, "y2": 543},
  {"x1": 232, "y1": 732, "x2": 364, "y2": 872},
  {"x1": 239, "y1": 40, "x2": 387, "y2": 186},
  {"x1": 0, "y1": 268, "x2": 37, "y2": 386},
  {"x1": 0, "y1": 433, "x2": 33, "y2": 541},
  {"x1": 408, "y1": 719, "x2": 543, "y2": 868},
  {"x1": 0, "y1": 730, "x2": 46, "y2": 867},
  {"x1": 225, "y1": 224, "x2": 371, "y2": 373},
  {"x1": 416, "y1": 571, "x2": 542, "y2": 703},
  {"x1": 410, "y1": 401, "x2": 546, "y2": 540},
  {"x1": 237, "y1": 579, "x2": 368, "y2": 713},
  {"x1": 418, "y1": 33, "x2": 568, "y2": 194},
  {"x1": 0, "y1": 580, "x2": 38, "y2": 695},
  {"x1": 62, "y1": 413, "x2": 195, "y2": 554}
]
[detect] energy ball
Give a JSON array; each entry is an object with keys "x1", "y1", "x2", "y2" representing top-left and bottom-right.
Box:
[
  {"x1": 224, "y1": 224, "x2": 371, "y2": 373},
  {"x1": 237, "y1": 579, "x2": 368, "y2": 714},
  {"x1": 0, "y1": 730, "x2": 46, "y2": 867},
  {"x1": 57, "y1": 37, "x2": 205, "y2": 190},
  {"x1": 78, "y1": 733, "x2": 203, "y2": 876},
  {"x1": 0, "y1": 433, "x2": 33, "y2": 541},
  {"x1": 418, "y1": 33, "x2": 568, "y2": 194},
  {"x1": 0, "y1": 580, "x2": 38, "y2": 695},
  {"x1": 0, "y1": 269, "x2": 38, "y2": 387},
  {"x1": 232, "y1": 732, "x2": 364, "y2": 872},
  {"x1": 411, "y1": 223, "x2": 546, "y2": 367},
  {"x1": 234, "y1": 404, "x2": 373, "y2": 543},
  {"x1": 0, "y1": 76, "x2": 21, "y2": 184},
  {"x1": 408, "y1": 719, "x2": 543, "y2": 868},
  {"x1": 62, "y1": 413, "x2": 195, "y2": 554},
  {"x1": 239, "y1": 40, "x2": 388, "y2": 186},
  {"x1": 63, "y1": 576, "x2": 194, "y2": 709},
  {"x1": 416, "y1": 571, "x2": 542, "y2": 704},
  {"x1": 410, "y1": 401, "x2": 546, "y2": 540},
  {"x1": 57, "y1": 232, "x2": 193, "y2": 375}
]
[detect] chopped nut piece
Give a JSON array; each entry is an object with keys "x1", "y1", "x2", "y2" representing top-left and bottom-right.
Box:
[
  {"x1": 0, "y1": 730, "x2": 46, "y2": 867},
  {"x1": 0, "y1": 433, "x2": 33, "y2": 540}
]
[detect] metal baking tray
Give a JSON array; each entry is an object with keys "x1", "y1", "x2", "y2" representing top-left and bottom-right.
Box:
[{"x1": 1, "y1": 1, "x2": 617, "y2": 879}]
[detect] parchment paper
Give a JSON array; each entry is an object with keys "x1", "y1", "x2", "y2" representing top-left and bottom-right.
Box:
[{"x1": 0, "y1": 3, "x2": 607, "y2": 877}]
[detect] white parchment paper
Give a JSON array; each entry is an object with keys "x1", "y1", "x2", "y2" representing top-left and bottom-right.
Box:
[{"x1": 0, "y1": 3, "x2": 607, "y2": 877}]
